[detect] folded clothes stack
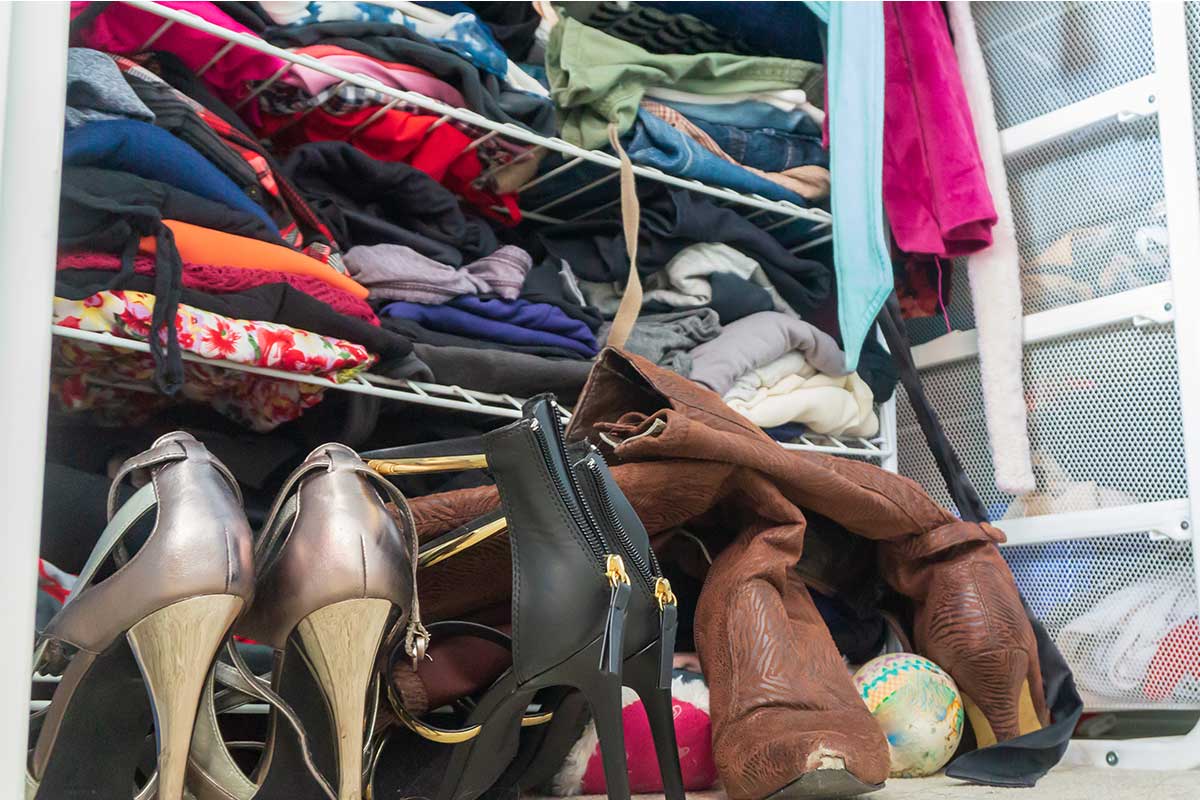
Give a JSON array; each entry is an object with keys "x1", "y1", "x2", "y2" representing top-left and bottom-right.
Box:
[{"x1": 52, "y1": 0, "x2": 903, "y2": 445}]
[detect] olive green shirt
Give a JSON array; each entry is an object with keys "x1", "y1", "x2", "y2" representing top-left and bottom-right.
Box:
[{"x1": 547, "y1": 17, "x2": 825, "y2": 150}]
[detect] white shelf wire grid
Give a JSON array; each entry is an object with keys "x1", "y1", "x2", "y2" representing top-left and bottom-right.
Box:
[
  {"x1": 51, "y1": 325, "x2": 893, "y2": 460},
  {"x1": 120, "y1": 0, "x2": 831, "y2": 248}
]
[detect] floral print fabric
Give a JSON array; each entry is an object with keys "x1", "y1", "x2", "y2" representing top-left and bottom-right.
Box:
[{"x1": 52, "y1": 290, "x2": 375, "y2": 431}]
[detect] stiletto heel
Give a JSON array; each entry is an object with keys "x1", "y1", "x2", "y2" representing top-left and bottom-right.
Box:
[
  {"x1": 28, "y1": 432, "x2": 253, "y2": 800},
  {"x1": 577, "y1": 665, "x2": 633, "y2": 800},
  {"x1": 127, "y1": 594, "x2": 245, "y2": 800},
  {"x1": 623, "y1": 643, "x2": 685, "y2": 800},
  {"x1": 186, "y1": 442, "x2": 425, "y2": 800},
  {"x1": 294, "y1": 598, "x2": 394, "y2": 800}
]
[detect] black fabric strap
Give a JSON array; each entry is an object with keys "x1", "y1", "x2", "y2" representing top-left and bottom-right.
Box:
[{"x1": 878, "y1": 293, "x2": 1083, "y2": 787}]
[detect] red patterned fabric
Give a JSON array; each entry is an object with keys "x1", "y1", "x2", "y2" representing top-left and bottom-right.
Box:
[{"x1": 57, "y1": 252, "x2": 379, "y2": 325}]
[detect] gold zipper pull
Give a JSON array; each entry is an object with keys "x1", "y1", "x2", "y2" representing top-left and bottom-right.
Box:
[
  {"x1": 654, "y1": 577, "x2": 677, "y2": 610},
  {"x1": 605, "y1": 553, "x2": 630, "y2": 588}
]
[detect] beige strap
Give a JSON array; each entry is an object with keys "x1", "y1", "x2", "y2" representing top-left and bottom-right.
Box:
[{"x1": 605, "y1": 122, "x2": 643, "y2": 350}]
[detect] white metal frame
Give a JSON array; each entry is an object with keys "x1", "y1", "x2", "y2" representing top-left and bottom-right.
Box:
[
  {"x1": 905, "y1": 1, "x2": 1200, "y2": 771},
  {"x1": 1054, "y1": 2, "x2": 1200, "y2": 771},
  {"x1": 0, "y1": 3, "x2": 70, "y2": 796}
]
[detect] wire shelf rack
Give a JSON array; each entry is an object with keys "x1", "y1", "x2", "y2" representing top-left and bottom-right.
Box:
[{"x1": 51, "y1": 324, "x2": 891, "y2": 459}]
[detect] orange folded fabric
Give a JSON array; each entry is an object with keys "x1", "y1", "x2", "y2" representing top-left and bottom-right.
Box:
[{"x1": 140, "y1": 220, "x2": 368, "y2": 300}]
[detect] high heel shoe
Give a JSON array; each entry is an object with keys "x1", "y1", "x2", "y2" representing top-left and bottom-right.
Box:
[
  {"x1": 191, "y1": 442, "x2": 426, "y2": 800},
  {"x1": 367, "y1": 396, "x2": 637, "y2": 800},
  {"x1": 27, "y1": 431, "x2": 253, "y2": 800},
  {"x1": 368, "y1": 430, "x2": 685, "y2": 800},
  {"x1": 521, "y1": 444, "x2": 684, "y2": 800}
]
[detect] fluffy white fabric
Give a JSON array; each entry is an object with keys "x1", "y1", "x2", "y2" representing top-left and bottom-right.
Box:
[
  {"x1": 948, "y1": 2, "x2": 1036, "y2": 495},
  {"x1": 724, "y1": 352, "x2": 878, "y2": 436}
]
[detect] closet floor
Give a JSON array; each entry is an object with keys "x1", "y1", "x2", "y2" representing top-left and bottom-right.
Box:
[{"x1": 540, "y1": 766, "x2": 1200, "y2": 800}]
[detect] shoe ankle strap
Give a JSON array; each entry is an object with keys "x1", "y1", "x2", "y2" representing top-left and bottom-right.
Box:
[
  {"x1": 107, "y1": 434, "x2": 241, "y2": 522},
  {"x1": 255, "y1": 447, "x2": 429, "y2": 668}
]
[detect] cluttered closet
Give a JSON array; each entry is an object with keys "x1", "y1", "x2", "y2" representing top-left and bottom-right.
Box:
[{"x1": 19, "y1": 2, "x2": 1102, "y2": 799}]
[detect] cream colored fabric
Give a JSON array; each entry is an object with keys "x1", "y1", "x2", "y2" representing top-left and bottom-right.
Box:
[{"x1": 723, "y1": 351, "x2": 878, "y2": 436}]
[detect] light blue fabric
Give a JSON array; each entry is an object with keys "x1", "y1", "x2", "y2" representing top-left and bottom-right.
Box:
[
  {"x1": 625, "y1": 110, "x2": 809, "y2": 205},
  {"x1": 659, "y1": 98, "x2": 822, "y2": 136},
  {"x1": 285, "y1": 2, "x2": 508, "y2": 78},
  {"x1": 803, "y1": 1, "x2": 890, "y2": 371}
]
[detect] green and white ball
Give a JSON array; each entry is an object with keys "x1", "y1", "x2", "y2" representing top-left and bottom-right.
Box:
[{"x1": 853, "y1": 653, "x2": 964, "y2": 778}]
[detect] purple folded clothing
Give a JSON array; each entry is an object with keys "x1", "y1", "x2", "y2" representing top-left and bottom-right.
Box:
[
  {"x1": 380, "y1": 296, "x2": 599, "y2": 358},
  {"x1": 345, "y1": 243, "x2": 531, "y2": 304}
]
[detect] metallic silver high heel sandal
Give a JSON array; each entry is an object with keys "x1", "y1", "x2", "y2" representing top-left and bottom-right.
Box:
[
  {"x1": 187, "y1": 443, "x2": 427, "y2": 800},
  {"x1": 27, "y1": 431, "x2": 253, "y2": 800}
]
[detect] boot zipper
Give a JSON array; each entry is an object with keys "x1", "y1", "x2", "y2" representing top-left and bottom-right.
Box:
[
  {"x1": 528, "y1": 417, "x2": 609, "y2": 567},
  {"x1": 535, "y1": 406, "x2": 632, "y2": 676},
  {"x1": 584, "y1": 455, "x2": 655, "y2": 586},
  {"x1": 583, "y1": 450, "x2": 678, "y2": 688}
]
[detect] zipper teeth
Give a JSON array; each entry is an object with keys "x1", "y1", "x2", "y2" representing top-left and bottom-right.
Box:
[
  {"x1": 585, "y1": 458, "x2": 656, "y2": 587},
  {"x1": 588, "y1": 447, "x2": 663, "y2": 578},
  {"x1": 549, "y1": 407, "x2": 609, "y2": 551},
  {"x1": 529, "y1": 419, "x2": 608, "y2": 566}
]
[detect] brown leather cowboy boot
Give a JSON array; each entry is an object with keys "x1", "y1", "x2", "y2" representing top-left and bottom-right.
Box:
[
  {"x1": 879, "y1": 521, "x2": 1050, "y2": 746},
  {"x1": 696, "y1": 526, "x2": 889, "y2": 800}
]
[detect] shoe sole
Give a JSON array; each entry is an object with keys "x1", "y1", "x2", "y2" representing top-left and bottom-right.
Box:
[{"x1": 765, "y1": 768, "x2": 885, "y2": 800}]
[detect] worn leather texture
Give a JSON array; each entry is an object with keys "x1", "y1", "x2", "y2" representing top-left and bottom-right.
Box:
[
  {"x1": 238, "y1": 443, "x2": 414, "y2": 648},
  {"x1": 404, "y1": 348, "x2": 1048, "y2": 799},
  {"x1": 46, "y1": 431, "x2": 254, "y2": 652}
]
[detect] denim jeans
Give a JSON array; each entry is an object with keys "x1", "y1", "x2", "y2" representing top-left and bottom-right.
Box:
[
  {"x1": 518, "y1": 109, "x2": 814, "y2": 218},
  {"x1": 624, "y1": 110, "x2": 811, "y2": 204},
  {"x1": 691, "y1": 119, "x2": 829, "y2": 172},
  {"x1": 660, "y1": 98, "x2": 823, "y2": 137}
]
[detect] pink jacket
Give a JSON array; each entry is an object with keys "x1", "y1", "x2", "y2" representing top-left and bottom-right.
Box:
[
  {"x1": 882, "y1": 2, "x2": 996, "y2": 258},
  {"x1": 70, "y1": 2, "x2": 287, "y2": 124}
]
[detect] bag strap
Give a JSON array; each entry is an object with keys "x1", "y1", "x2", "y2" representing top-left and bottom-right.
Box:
[{"x1": 605, "y1": 122, "x2": 643, "y2": 350}]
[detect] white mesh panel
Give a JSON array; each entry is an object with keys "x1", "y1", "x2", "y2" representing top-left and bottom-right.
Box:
[
  {"x1": 1189, "y1": 2, "x2": 1200, "y2": 179},
  {"x1": 1003, "y1": 533, "x2": 1200, "y2": 709},
  {"x1": 973, "y1": 2, "x2": 1154, "y2": 129},
  {"x1": 1008, "y1": 116, "x2": 1170, "y2": 316},
  {"x1": 897, "y1": 322, "x2": 1186, "y2": 519}
]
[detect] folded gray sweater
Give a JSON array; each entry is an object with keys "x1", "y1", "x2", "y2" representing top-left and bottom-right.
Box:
[
  {"x1": 598, "y1": 307, "x2": 721, "y2": 376},
  {"x1": 689, "y1": 311, "x2": 848, "y2": 396},
  {"x1": 345, "y1": 243, "x2": 531, "y2": 303}
]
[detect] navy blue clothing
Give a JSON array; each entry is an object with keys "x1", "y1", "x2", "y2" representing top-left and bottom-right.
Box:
[
  {"x1": 641, "y1": 2, "x2": 825, "y2": 62},
  {"x1": 380, "y1": 296, "x2": 599, "y2": 357},
  {"x1": 63, "y1": 120, "x2": 278, "y2": 234},
  {"x1": 762, "y1": 422, "x2": 808, "y2": 442}
]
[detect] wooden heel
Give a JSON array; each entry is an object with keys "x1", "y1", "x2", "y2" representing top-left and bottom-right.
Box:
[
  {"x1": 126, "y1": 594, "x2": 244, "y2": 800},
  {"x1": 962, "y1": 679, "x2": 1042, "y2": 748},
  {"x1": 296, "y1": 598, "x2": 394, "y2": 800}
]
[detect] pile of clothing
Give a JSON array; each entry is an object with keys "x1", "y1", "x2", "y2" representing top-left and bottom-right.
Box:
[{"x1": 52, "y1": 1, "x2": 916, "y2": 444}]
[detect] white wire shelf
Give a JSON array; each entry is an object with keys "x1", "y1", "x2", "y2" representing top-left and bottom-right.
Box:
[
  {"x1": 120, "y1": 0, "x2": 832, "y2": 239},
  {"x1": 51, "y1": 324, "x2": 891, "y2": 459},
  {"x1": 994, "y1": 498, "x2": 1193, "y2": 547},
  {"x1": 999, "y1": 74, "x2": 1159, "y2": 158},
  {"x1": 911, "y1": 281, "x2": 1176, "y2": 370}
]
